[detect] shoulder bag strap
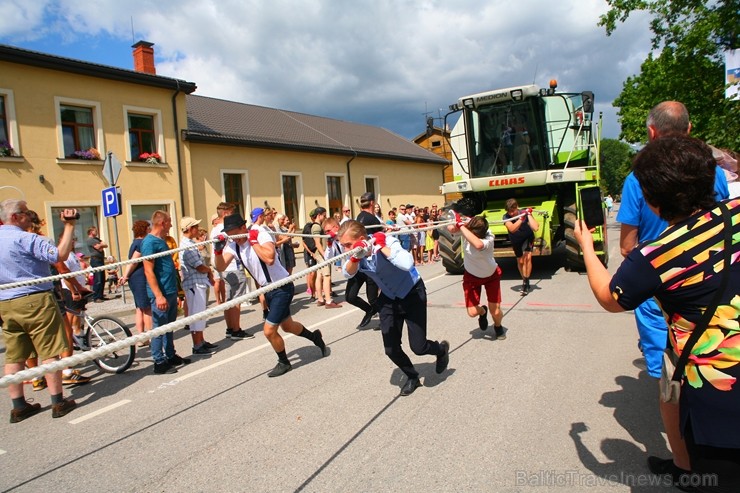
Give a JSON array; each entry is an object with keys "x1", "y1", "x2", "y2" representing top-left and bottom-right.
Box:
[{"x1": 671, "y1": 201, "x2": 733, "y2": 382}]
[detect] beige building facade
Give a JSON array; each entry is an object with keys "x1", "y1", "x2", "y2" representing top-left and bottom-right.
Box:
[{"x1": 0, "y1": 42, "x2": 447, "y2": 260}]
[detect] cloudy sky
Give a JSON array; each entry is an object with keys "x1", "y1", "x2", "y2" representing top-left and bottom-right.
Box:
[{"x1": 1, "y1": 0, "x2": 653, "y2": 140}]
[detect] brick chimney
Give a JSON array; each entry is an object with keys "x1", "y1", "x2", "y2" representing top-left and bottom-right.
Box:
[{"x1": 132, "y1": 41, "x2": 156, "y2": 75}]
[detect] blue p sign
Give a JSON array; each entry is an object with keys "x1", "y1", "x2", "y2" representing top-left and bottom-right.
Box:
[{"x1": 102, "y1": 186, "x2": 121, "y2": 217}]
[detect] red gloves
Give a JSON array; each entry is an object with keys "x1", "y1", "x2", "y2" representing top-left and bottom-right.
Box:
[
  {"x1": 214, "y1": 234, "x2": 228, "y2": 255},
  {"x1": 372, "y1": 232, "x2": 386, "y2": 248},
  {"x1": 524, "y1": 208, "x2": 533, "y2": 215},
  {"x1": 350, "y1": 240, "x2": 371, "y2": 262},
  {"x1": 454, "y1": 212, "x2": 469, "y2": 228},
  {"x1": 248, "y1": 229, "x2": 259, "y2": 245}
]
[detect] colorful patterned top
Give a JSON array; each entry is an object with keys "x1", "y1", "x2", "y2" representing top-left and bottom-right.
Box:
[{"x1": 609, "y1": 199, "x2": 740, "y2": 448}]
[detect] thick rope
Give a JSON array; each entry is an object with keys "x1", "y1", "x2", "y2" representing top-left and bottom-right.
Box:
[
  {"x1": 0, "y1": 244, "x2": 362, "y2": 388},
  {"x1": 0, "y1": 213, "x2": 545, "y2": 291}
]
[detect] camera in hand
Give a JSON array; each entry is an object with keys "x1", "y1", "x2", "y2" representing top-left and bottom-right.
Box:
[{"x1": 62, "y1": 211, "x2": 80, "y2": 220}]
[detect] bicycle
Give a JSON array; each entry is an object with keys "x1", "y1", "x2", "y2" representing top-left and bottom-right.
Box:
[{"x1": 65, "y1": 296, "x2": 135, "y2": 374}]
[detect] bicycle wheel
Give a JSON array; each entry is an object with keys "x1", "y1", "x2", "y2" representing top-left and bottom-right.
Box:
[{"x1": 85, "y1": 316, "x2": 135, "y2": 374}]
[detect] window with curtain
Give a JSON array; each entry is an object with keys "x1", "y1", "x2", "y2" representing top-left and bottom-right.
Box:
[
  {"x1": 60, "y1": 105, "x2": 95, "y2": 157},
  {"x1": 282, "y1": 174, "x2": 299, "y2": 223},
  {"x1": 128, "y1": 113, "x2": 156, "y2": 161}
]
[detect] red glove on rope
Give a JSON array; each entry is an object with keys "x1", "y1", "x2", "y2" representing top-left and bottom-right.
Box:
[
  {"x1": 455, "y1": 212, "x2": 469, "y2": 228},
  {"x1": 248, "y1": 229, "x2": 259, "y2": 245},
  {"x1": 372, "y1": 232, "x2": 386, "y2": 249},
  {"x1": 350, "y1": 240, "x2": 371, "y2": 262},
  {"x1": 214, "y1": 234, "x2": 228, "y2": 255}
]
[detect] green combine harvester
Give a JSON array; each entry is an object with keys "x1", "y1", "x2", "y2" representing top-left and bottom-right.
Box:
[{"x1": 438, "y1": 80, "x2": 608, "y2": 273}]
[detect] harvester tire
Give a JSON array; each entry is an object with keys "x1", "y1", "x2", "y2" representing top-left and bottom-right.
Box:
[
  {"x1": 438, "y1": 227, "x2": 465, "y2": 275},
  {"x1": 563, "y1": 204, "x2": 608, "y2": 271}
]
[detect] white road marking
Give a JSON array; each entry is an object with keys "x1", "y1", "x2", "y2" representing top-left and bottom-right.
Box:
[
  {"x1": 157, "y1": 309, "x2": 358, "y2": 387},
  {"x1": 68, "y1": 399, "x2": 131, "y2": 424},
  {"x1": 0, "y1": 449, "x2": 6, "y2": 455}
]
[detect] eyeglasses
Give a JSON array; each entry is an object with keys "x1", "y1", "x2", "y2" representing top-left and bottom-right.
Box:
[{"x1": 343, "y1": 209, "x2": 350, "y2": 212}]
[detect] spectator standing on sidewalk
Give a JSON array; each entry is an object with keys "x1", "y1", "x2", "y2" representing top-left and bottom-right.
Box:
[
  {"x1": 346, "y1": 192, "x2": 382, "y2": 328},
  {"x1": 141, "y1": 210, "x2": 191, "y2": 375},
  {"x1": 180, "y1": 216, "x2": 217, "y2": 356},
  {"x1": 0, "y1": 199, "x2": 78, "y2": 422},
  {"x1": 86, "y1": 226, "x2": 108, "y2": 302},
  {"x1": 120, "y1": 220, "x2": 152, "y2": 344}
]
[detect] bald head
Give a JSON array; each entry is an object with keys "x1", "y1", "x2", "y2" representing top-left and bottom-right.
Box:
[{"x1": 646, "y1": 101, "x2": 691, "y2": 141}]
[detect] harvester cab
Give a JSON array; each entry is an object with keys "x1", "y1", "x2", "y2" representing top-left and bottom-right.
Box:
[{"x1": 438, "y1": 80, "x2": 608, "y2": 274}]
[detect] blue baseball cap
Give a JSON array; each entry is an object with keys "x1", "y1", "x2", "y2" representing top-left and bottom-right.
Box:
[{"x1": 250, "y1": 207, "x2": 264, "y2": 222}]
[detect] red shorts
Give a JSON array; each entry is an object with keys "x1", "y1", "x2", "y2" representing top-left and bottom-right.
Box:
[{"x1": 463, "y1": 266, "x2": 502, "y2": 307}]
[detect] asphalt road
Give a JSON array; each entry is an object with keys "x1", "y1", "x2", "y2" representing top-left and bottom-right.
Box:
[{"x1": 0, "y1": 214, "x2": 683, "y2": 492}]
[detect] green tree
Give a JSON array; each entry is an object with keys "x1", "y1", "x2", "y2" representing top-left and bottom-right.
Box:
[
  {"x1": 599, "y1": 139, "x2": 633, "y2": 196},
  {"x1": 599, "y1": 0, "x2": 740, "y2": 149}
]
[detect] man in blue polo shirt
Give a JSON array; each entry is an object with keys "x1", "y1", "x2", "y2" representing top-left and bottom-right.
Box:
[{"x1": 617, "y1": 101, "x2": 729, "y2": 486}]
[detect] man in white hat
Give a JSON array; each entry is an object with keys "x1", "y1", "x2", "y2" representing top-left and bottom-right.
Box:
[{"x1": 180, "y1": 216, "x2": 216, "y2": 355}]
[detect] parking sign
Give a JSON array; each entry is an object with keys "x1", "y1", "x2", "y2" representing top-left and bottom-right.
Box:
[{"x1": 102, "y1": 186, "x2": 121, "y2": 217}]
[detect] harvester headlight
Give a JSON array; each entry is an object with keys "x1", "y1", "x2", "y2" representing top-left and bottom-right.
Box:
[
  {"x1": 511, "y1": 89, "x2": 523, "y2": 102},
  {"x1": 551, "y1": 172, "x2": 563, "y2": 182},
  {"x1": 462, "y1": 98, "x2": 475, "y2": 109},
  {"x1": 457, "y1": 182, "x2": 469, "y2": 191}
]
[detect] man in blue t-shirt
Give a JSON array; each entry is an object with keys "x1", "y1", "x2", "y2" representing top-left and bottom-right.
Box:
[
  {"x1": 617, "y1": 100, "x2": 729, "y2": 483},
  {"x1": 142, "y1": 210, "x2": 191, "y2": 375}
]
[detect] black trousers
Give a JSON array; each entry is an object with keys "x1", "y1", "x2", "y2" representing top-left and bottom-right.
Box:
[
  {"x1": 345, "y1": 271, "x2": 378, "y2": 314},
  {"x1": 378, "y1": 279, "x2": 443, "y2": 379}
]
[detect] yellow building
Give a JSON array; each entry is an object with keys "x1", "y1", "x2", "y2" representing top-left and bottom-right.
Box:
[
  {"x1": 0, "y1": 42, "x2": 195, "y2": 259},
  {"x1": 0, "y1": 42, "x2": 447, "y2": 259},
  {"x1": 184, "y1": 95, "x2": 448, "y2": 224}
]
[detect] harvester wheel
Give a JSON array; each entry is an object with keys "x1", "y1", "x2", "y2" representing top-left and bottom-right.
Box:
[{"x1": 438, "y1": 227, "x2": 465, "y2": 275}]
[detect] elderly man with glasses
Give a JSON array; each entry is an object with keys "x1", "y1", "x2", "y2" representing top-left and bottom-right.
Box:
[{"x1": 0, "y1": 199, "x2": 79, "y2": 422}]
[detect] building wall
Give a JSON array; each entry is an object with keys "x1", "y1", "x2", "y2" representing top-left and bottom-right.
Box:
[
  {"x1": 0, "y1": 61, "x2": 187, "y2": 255},
  {"x1": 185, "y1": 142, "x2": 445, "y2": 228},
  {"x1": 414, "y1": 129, "x2": 458, "y2": 202}
]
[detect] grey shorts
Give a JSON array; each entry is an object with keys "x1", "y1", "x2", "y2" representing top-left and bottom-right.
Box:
[{"x1": 223, "y1": 270, "x2": 248, "y2": 301}]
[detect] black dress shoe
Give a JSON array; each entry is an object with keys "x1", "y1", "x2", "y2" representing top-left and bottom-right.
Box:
[
  {"x1": 647, "y1": 456, "x2": 697, "y2": 492},
  {"x1": 359, "y1": 309, "x2": 375, "y2": 328},
  {"x1": 400, "y1": 377, "x2": 421, "y2": 396},
  {"x1": 314, "y1": 329, "x2": 329, "y2": 357},
  {"x1": 436, "y1": 340, "x2": 450, "y2": 374}
]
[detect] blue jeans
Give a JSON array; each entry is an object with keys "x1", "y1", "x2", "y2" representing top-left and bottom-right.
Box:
[
  {"x1": 635, "y1": 298, "x2": 668, "y2": 378},
  {"x1": 149, "y1": 292, "x2": 178, "y2": 365}
]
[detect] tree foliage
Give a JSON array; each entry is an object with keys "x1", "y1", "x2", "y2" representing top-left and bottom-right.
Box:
[
  {"x1": 599, "y1": 139, "x2": 633, "y2": 197},
  {"x1": 599, "y1": 0, "x2": 740, "y2": 150}
]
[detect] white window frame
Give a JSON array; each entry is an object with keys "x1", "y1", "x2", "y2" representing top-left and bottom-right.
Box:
[
  {"x1": 125, "y1": 199, "x2": 177, "y2": 244},
  {"x1": 220, "y1": 169, "x2": 251, "y2": 216},
  {"x1": 0, "y1": 88, "x2": 20, "y2": 157},
  {"x1": 45, "y1": 199, "x2": 107, "y2": 248},
  {"x1": 364, "y1": 175, "x2": 381, "y2": 207},
  {"x1": 54, "y1": 96, "x2": 105, "y2": 160},
  {"x1": 280, "y1": 171, "x2": 304, "y2": 227},
  {"x1": 324, "y1": 171, "x2": 348, "y2": 205},
  {"x1": 123, "y1": 105, "x2": 165, "y2": 163}
]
